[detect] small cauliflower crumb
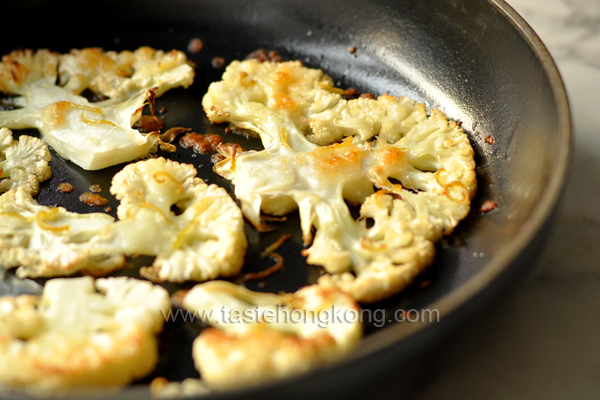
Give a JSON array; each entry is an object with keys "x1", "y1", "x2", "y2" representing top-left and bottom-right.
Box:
[{"x1": 150, "y1": 377, "x2": 211, "y2": 399}]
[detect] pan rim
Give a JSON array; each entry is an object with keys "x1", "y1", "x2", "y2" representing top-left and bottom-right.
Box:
[
  {"x1": 338, "y1": 0, "x2": 573, "y2": 356},
  {"x1": 137, "y1": 0, "x2": 572, "y2": 396}
]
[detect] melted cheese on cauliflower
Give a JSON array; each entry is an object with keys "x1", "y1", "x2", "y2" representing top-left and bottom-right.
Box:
[
  {"x1": 0, "y1": 276, "x2": 170, "y2": 395},
  {"x1": 181, "y1": 279, "x2": 362, "y2": 389},
  {"x1": 203, "y1": 59, "x2": 476, "y2": 303}
]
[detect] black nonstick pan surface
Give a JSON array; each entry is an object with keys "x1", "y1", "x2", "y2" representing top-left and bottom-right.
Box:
[{"x1": 0, "y1": 0, "x2": 571, "y2": 399}]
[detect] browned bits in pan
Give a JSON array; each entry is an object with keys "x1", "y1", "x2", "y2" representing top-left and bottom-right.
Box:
[
  {"x1": 260, "y1": 234, "x2": 292, "y2": 257},
  {"x1": 341, "y1": 88, "x2": 375, "y2": 101},
  {"x1": 344, "y1": 87, "x2": 356, "y2": 96},
  {"x1": 216, "y1": 142, "x2": 245, "y2": 158},
  {"x1": 211, "y1": 57, "x2": 226, "y2": 68},
  {"x1": 484, "y1": 134, "x2": 494, "y2": 145},
  {"x1": 89, "y1": 184, "x2": 102, "y2": 193},
  {"x1": 133, "y1": 115, "x2": 165, "y2": 133},
  {"x1": 235, "y1": 253, "x2": 285, "y2": 284},
  {"x1": 247, "y1": 49, "x2": 283, "y2": 63},
  {"x1": 160, "y1": 127, "x2": 192, "y2": 143},
  {"x1": 179, "y1": 132, "x2": 224, "y2": 154},
  {"x1": 419, "y1": 280, "x2": 432, "y2": 288},
  {"x1": 480, "y1": 200, "x2": 498, "y2": 213},
  {"x1": 187, "y1": 37, "x2": 204, "y2": 53},
  {"x1": 235, "y1": 234, "x2": 291, "y2": 284},
  {"x1": 79, "y1": 192, "x2": 109, "y2": 206},
  {"x1": 211, "y1": 153, "x2": 226, "y2": 164},
  {"x1": 57, "y1": 182, "x2": 74, "y2": 193},
  {"x1": 268, "y1": 50, "x2": 284, "y2": 62},
  {"x1": 170, "y1": 289, "x2": 189, "y2": 308}
]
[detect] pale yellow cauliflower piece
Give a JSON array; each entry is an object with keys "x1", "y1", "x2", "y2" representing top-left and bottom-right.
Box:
[
  {"x1": 203, "y1": 60, "x2": 476, "y2": 303},
  {"x1": 58, "y1": 46, "x2": 195, "y2": 101},
  {"x1": 91, "y1": 157, "x2": 247, "y2": 282},
  {"x1": 181, "y1": 279, "x2": 362, "y2": 390},
  {"x1": 0, "y1": 127, "x2": 51, "y2": 195},
  {"x1": 150, "y1": 377, "x2": 211, "y2": 399},
  {"x1": 0, "y1": 187, "x2": 124, "y2": 278},
  {"x1": 0, "y1": 47, "x2": 194, "y2": 170},
  {"x1": 0, "y1": 276, "x2": 171, "y2": 395}
]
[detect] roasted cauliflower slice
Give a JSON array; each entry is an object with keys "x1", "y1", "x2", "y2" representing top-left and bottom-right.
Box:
[
  {"x1": 0, "y1": 127, "x2": 51, "y2": 195},
  {"x1": 91, "y1": 157, "x2": 247, "y2": 282},
  {"x1": 0, "y1": 187, "x2": 124, "y2": 278},
  {"x1": 0, "y1": 276, "x2": 171, "y2": 395},
  {"x1": 203, "y1": 59, "x2": 341, "y2": 152},
  {"x1": 0, "y1": 47, "x2": 194, "y2": 170},
  {"x1": 180, "y1": 279, "x2": 362, "y2": 390},
  {"x1": 58, "y1": 46, "x2": 195, "y2": 101},
  {"x1": 203, "y1": 60, "x2": 476, "y2": 303}
]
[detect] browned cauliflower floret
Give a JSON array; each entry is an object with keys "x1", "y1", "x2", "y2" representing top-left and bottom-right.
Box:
[
  {"x1": 180, "y1": 279, "x2": 362, "y2": 390},
  {"x1": 0, "y1": 187, "x2": 124, "y2": 278},
  {"x1": 90, "y1": 157, "x2": 247, "y2": 282},
  {"x1": 203, "y1": 59, "x2": 476, "y2": 303},
  {"x1": 58, "y1": 46, "x2": 195, "y2": 101},
  {"x1": 0, "y1": 276, "x2": 171, "y2": 395},
  {"x1": 0, "y1": 127, "x2": 51, "y2": 195},
  {"x1": 0, "y1": 47, "x2": 194, "y2": 170}
]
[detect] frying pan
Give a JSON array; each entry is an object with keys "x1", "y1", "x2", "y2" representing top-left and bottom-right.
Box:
[{"x1": 0, "y1": 0, "x2": 571, "y2": 398}]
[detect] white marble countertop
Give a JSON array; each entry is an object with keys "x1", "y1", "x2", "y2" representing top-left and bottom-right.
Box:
[{"x1": 421, "y1": 0, "x2": 600, "y2": 398}]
